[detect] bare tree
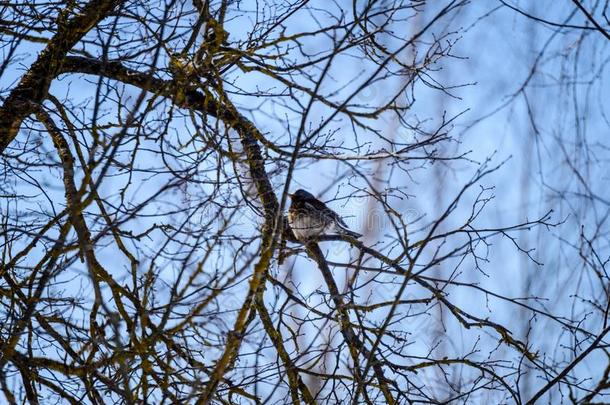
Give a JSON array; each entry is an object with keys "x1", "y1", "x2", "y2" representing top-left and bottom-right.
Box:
[{"x1": 1, "y1": 0, "x2": 608, "y2": 403}]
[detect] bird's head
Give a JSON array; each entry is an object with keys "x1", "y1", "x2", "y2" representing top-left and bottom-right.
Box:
[{"x1": 288, "y1": 189, "x2": 315, "y2": 201}]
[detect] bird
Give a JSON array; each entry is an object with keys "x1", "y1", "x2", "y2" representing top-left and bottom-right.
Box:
[{"x1": 287, "y1": 189, "x2": 362, "y2": 241}]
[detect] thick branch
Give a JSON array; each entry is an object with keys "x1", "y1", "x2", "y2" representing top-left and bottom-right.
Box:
[
  {"x1": 0, "y1": 0, "x2": 122, "y2": 154},
  {"x1": 305, "y1": 243, "x2": 396, "y2": 404}
]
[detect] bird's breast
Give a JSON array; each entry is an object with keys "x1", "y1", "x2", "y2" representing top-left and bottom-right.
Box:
[{"x1": 288, "y1": 208, "x2": 326, "y2": 240}]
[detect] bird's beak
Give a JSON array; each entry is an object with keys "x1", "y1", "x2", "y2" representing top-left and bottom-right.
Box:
[{"x1": 287, "y1": 193, "x2": 294, "y2": 199}]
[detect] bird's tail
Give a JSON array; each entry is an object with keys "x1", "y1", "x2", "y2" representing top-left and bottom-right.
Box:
[{"x1": 336, "y1": 223, "x2": 362, "y2": 239}]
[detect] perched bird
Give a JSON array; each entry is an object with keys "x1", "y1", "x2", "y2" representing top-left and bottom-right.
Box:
[{"x1": 287, "y1": 189, "x2": 362, "y2": 241}]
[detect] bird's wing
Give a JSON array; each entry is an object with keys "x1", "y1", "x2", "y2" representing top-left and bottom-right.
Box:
[{"x1": 305, "y1": 199, "x2": 348, "y2": 227}]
